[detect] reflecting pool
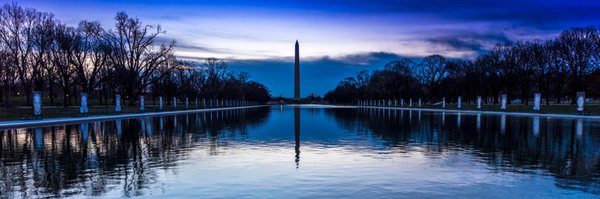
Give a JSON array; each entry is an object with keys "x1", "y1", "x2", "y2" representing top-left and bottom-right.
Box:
[{"x1": 0, "y1": 106, "x2": 599, "y2": 198}]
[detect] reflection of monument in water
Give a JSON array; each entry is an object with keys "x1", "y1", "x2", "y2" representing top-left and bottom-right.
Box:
[
  {"x1": 294, "y1": 40, "x2": 301, "y2": 101},
  {"x1": 294, "y1": 107, "x2": 301, "y2": 168}
]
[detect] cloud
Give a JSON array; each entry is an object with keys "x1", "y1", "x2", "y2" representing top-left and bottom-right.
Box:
[
  {"x1": 297, "y1": 0, "x2": 600, "y2": 28},
  {"x1": 176, "y1": 44, "x2": 233, "y2": 54},
  {"x1": 153, "y1": 36, "x2": 176, "y2": 45},
  {"x1": 424, "y1": 31, "x2": 511, "y2": 55},
  {"x1": 331, "y1": 52, "x2": 415, "y2": 65}
]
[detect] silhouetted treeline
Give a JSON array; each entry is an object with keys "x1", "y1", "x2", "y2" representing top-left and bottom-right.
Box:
[
  {"x1": 0, "y1": 3, "x2": 271, "y2": 107},
  {"x1": 325, "y1": 27, "x2": 600, "y2": 105}
]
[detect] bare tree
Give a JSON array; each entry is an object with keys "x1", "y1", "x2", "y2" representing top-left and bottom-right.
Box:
[
  {"x1": 512, "y1": 42, "x2": 534, "y2": 104},
  {"x1": 202, "y1": 58, "x2": 229, "y2": 99},
  {"x1": 555, "y1": 27, "x2": 599, "y2": 103},
  {"x1": 418, "y1": 54, "x2": 447, "y2": 99},
  {"x1": 543, "y1": 40, "x2": 568, "y2": 103},
  {"x1": 0, "y1": 3, "x2": 43, "y2": 105},
  {"x1": 526, "y1": 41, "x2": 551, "y2": 105},
  {"x1": 71, "y1": 21, "x2": 109, "y2": 95},
  {"x1": 106, "y1": 12, "x2": 176, "y2": 105},
  {"x1": 0, "y1": 47, "x2": 12, "y2": 107},
  {"x1": 51, "y1": 24, "x2": 77, "y2": 107},
  {"x1": 31, "y1": 11, "x2": 55, "y2": 97},
  {"x1": 384, "y1": 59, "x2": 417, "y2": 99}
]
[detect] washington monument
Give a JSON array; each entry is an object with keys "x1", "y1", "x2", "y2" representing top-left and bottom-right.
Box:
[{"x1": 294, "y1": 40, "x2": 300, "y2": 100}]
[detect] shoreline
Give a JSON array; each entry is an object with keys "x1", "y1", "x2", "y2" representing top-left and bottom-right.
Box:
[
  {"x1": 2, "y1": 104, "x2": 599, "y2": 129},
  {"x1": 276, "y1": 104, "x2": 600, "y2": 119},
  {"x1": 0, "y1": 105, "x2": 268, "y2": 129},
  {"x1": 355, "y1": 105, "x2": 600, "y2": 120}
]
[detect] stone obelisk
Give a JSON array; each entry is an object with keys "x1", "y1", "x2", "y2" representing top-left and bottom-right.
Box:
[{"x1": 294, "y1": 40, "x2": 300, "y2": 101}]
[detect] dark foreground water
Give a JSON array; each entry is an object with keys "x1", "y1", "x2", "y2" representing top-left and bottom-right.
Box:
[{"x1": 1, "y1": 105, "x2": 599, "y2": 198}]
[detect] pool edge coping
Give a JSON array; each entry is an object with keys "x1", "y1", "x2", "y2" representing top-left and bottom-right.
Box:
[
  {"x1": 355, "y1": 106, "x2": 600, "y2": 120},
  {"x1": 3, "y1": 104, "x2": 599, "y2": 129},
  {"x1": 0, "y1": 105, "x2": 269, "y2": 129}
]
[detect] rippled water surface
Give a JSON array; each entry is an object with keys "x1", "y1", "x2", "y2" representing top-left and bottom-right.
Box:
[{"x1": 1, "y1": 105, "x2": 599, "y2": 198}]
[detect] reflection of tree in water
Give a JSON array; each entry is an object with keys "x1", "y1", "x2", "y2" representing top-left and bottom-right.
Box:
[
  {"x1": 0, "y1": 107, "x2": 270, "y2": 197},
  {"x1": 326, "y1": 108, "x2": 600, "y2": 194}
]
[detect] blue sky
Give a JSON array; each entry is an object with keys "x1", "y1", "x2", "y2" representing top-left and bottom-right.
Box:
[{"x1": 16, "y1": 0, "x2": 600, "y2": 97}]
